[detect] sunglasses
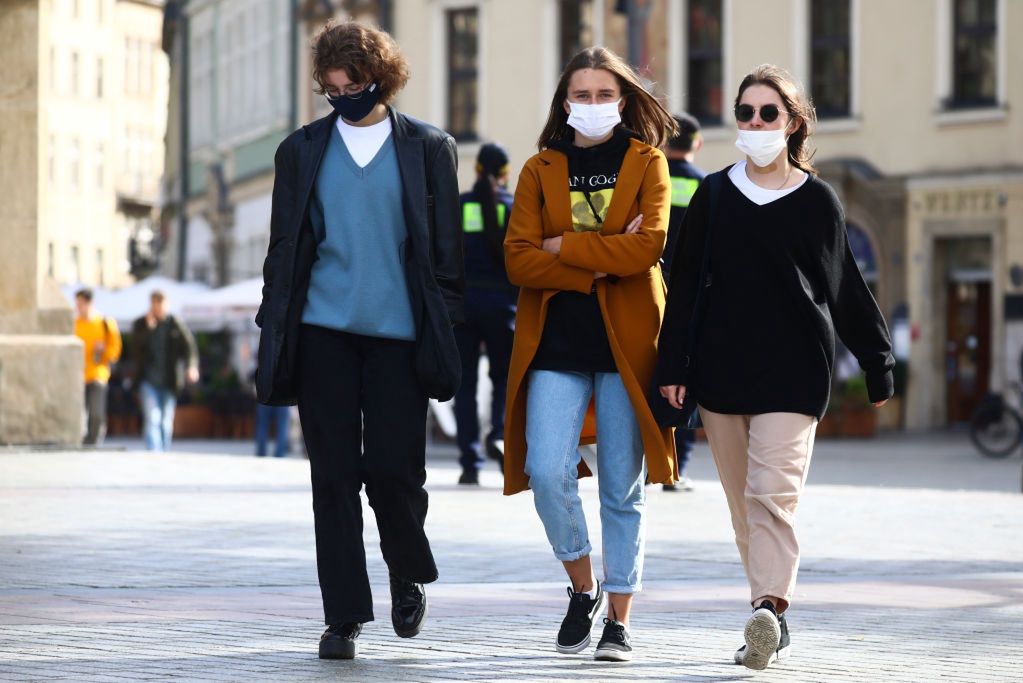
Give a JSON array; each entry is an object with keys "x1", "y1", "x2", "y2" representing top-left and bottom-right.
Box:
[{"x1": 734, "y1": 103, "x2": 789, "y2": 123}]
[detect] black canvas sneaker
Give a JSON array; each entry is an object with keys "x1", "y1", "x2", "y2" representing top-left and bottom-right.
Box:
[
  {"x1": 555, "y1": 582, "x2": 607, "y2": 654},
  {"x1": 737, "y1": 601, "x2": 786, "y2": 670},
  {"x1": 319, "y1": 622, "x2": 361, "y2": 660},
  {"x1": 734, "y1": 610, "x2": 790, "y2": 666},
  {"x1": 593, "y1": 618, "x2": 632, "y2": 662}
]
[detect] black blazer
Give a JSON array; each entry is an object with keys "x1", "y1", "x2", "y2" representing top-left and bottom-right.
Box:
[{"x1": 254, "y1": 107, "x2": 465, "y2": 405}]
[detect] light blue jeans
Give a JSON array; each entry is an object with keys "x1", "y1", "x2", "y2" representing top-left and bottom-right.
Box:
[
  {"x1": 140, "y1": 381, "x2": 177, "y2": 452},
  {"x1": 524, "y1": 370, "x2": 647, "y2": 594}
]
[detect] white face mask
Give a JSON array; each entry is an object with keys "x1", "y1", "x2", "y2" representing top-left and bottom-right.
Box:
[
  {"x1": 566, "y1": 100, "x2": 622, "y2": 140},
  {"x1": 735, "y1": 129, "x2": 788, "y2": 167}
]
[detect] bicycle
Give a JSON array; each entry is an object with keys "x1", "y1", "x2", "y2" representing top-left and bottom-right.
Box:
[{"x1": 969, "y1": 382, "x2": 1023, "y2": 458}]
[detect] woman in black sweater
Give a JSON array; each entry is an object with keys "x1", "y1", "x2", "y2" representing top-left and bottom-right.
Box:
[{"x1": 657, "y1": 65, "x2": 894, "y2": 671}]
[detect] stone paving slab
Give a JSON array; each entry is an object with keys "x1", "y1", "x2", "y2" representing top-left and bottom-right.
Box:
[{"x1": 1, "y1": 438, "x2": 1022, "y2": 681}]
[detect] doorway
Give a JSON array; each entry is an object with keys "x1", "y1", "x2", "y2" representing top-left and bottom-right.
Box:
[{"x1": 945, "y1": 279, "x2": 991, "y2": 423}]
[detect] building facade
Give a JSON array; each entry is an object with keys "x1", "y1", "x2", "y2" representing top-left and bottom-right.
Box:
[
  {"x1": 159, "y1": 0, "x2": 1022, "y2": 429},
  {"x1": 42, "y1": 0, "x2": 169, "y2": 288},
  {"x1": 392, "y1": 0, "x2": 1022, "y2": 430}
]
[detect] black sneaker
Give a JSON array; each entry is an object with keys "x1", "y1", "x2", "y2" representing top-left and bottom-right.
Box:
[
  {"x1": 389, "y1": 573, "x2": 427, "y2": 638},
  {"x1": 485, "y1": 438, "x2": 505, "y2": 471},
  {"x1": 737, "y1": 601, "x2": 785, "y2": 670},
  {"x1": 458, "y1": 469, "x2": 479, "y2": 485},
  {"x1": 319, "y1": 622, "x2": 360, "y2": 660},
  {"x1": 593, "y1": 618, "x2": 632, "y2": 662},
  {"x1": 555, "y1": 582, "x2": 607, "y2": 654},
  {"x1": 734, "y1": 611, "x2": 790, "y2": 665}
]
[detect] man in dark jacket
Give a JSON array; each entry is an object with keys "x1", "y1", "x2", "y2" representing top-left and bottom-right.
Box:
[
  {"x1": 131, "y1": 290, "x2": 199, "y2": 452},
  {"x1": 254, "y1": 20, "x2": 463, "y2": 661},
  {"x1": 661, "y1": 113, "x2": 705, "y2": 492}
]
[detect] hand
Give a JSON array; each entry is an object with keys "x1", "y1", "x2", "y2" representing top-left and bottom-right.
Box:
[
  {"x1": 542, "y1": 236, "x2": 563, "y2": 255},
  {"x1": 873, "y1": 399, "x2": 888, "y2": 408},
  {"x1": 659, "y1": 385, "x2": 687, "y2": 410},
  {"x1": 625, "y1": 213, "x2": 644, "y2": 234},
  {"x1": 594, "y1": 272, "x2": 607, "y2": 279},
  {"x1": 187, "y1": 368, "x2": 200, "y2": 384}
]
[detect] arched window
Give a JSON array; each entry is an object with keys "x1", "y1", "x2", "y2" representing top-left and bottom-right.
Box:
[{"x1": 846, "y1": 222, "x2": 878, "y2": 287}]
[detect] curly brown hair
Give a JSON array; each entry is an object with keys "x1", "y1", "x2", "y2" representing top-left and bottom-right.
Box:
[
  {"x1": 734, "y1": 64, "x2": 818, "y2": 174},
  {"x1": 537, "y1": 47, "x2": 678, "y2": 151},
  {"x1": 311, "y1": 20, "x2": 409, "y2": 104}
]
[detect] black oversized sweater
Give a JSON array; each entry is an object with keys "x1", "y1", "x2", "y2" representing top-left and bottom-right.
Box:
[{"x1": 656, "y1": 168, "x2": 895, "y2": 419}]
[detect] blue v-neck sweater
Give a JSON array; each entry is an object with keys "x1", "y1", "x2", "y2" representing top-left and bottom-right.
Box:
[{"x1": 301, "y1": 126, "x2": 416, "y2": 340}]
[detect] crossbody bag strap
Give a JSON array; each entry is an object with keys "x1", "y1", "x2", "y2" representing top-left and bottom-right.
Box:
[{"x1": 684, "y1": 171, "x2": 723, "y2": 367}]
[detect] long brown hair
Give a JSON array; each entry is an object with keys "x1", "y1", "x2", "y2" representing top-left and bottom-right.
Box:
[
  {"x1": 537, "y1": 47, "x2": 678, "y2": 151},
  {"x1": 734, "y1": 64, "x2": 817, "y2": 174}
]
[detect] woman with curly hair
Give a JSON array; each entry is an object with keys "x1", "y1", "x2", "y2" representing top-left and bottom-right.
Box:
[
  {"x1": 503, "y1": 47, "x2": 678, "y2": 662},
  {"x1": 255, "y1": 20, "x2": 463, "y2": 660}
]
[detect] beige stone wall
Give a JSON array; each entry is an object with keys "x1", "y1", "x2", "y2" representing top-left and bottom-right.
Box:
[{"x1": 0, "y1": 0, "x2": 85, "y2": 446}]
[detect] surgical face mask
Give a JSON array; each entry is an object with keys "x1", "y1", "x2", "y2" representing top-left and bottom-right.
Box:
[
  {"x1": 325, "y1": 82, "x2": 382, "y2": 123},
  {"x1": 566, "y1": 100, "x2": 622, "y2": 139},
  {"x1": 735, "y1": 128, "x2": 789, "y2": 167}
]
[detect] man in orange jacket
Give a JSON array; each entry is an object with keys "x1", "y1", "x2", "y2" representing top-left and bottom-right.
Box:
[{"x1": 74, "y1": 288, "x2": 123, "y2": 445}]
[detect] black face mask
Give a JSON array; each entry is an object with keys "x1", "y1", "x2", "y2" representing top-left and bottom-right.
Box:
[{"x1": 325, "y1": 82, "x2": 382, "y2": 123}]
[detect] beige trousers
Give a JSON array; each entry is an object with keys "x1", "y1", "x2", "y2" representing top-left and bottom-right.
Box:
[{"x1": 699, "y1": 408, "x2": 817, "y2": 610}]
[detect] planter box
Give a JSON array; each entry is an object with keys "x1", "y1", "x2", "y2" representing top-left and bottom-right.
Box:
[{"x1": 173, "y1": 404, "x2": 215, "y2": 438}]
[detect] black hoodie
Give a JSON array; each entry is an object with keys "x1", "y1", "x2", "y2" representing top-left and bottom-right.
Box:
[{"x1": 531, "y1": 128, "x2": 633, "y2": 373}]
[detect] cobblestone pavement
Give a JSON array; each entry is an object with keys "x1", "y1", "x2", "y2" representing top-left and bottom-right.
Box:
[{"x1": 1, "y1": 434, "x2": 1021, "y2": 681}]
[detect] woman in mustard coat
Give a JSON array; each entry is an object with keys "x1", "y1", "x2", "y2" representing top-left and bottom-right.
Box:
[{"x1": 502, "y1": 47, "x2": 677, "y2": 662}]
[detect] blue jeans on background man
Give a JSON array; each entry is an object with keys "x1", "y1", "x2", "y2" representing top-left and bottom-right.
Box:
[
  {"x1": 524, "y1": 370, "x2": 647, "y2": 594},
  {"x1": 139, "y1": 381, "x2": 176, "y2": 452},
  {"x1": 255, "y1": 403, "x2": 291, "y2": 457},
  {"x1": 453, "y1": 288, "x2": 515, "y2": 473}
]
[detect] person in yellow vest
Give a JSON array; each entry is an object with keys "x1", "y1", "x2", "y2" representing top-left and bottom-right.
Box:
[
  {"x1": 454, "y1": 143, "x2": 516, "y2": 485},
  {"x1": 660, "y1": 113, "x2": 705, "y2": 492},
  {"x1": 74, "y1": 288, "x2": 123, "y2": 446}
]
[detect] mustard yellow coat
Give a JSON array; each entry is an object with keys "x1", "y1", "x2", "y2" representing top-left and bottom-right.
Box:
[{"x1": 502, "y1": 138, "x2": 677, "y2": 496}]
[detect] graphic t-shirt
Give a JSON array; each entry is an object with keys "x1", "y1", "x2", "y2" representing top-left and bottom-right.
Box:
[{"x1": 531, "y1": 128, "x2": 632, "y2": 373}]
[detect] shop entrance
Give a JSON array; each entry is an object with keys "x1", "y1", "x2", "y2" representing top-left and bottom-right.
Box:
[{"x1": 939, "y1": 237, "x2": 993, "y2": 424}]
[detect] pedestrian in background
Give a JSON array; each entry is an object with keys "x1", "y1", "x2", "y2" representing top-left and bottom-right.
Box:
[
  {"x1": 657, "y1": 64, "x2": 894, "y2": 671},
  {"x1": 660, "y1": 112, "x2": 705, "y2": 493},
  {"x1": 131, "y1": 290, "x2": 199, "y2": 452},
  {"x1": 251, "y1": 367, "x2": 290, "y2": 457},
  {"x1": 253, "y1": 20, "x2": 463, "y2": 661},
  {"x1": 503, "y1": 46, "x2": 678, "y2": 663},
  {"x1": 454, "y1": 142, "x2": 516, "y2": 485},
  {"x1": 74, "y1": 288, "x2": 122, "y2": 446}
]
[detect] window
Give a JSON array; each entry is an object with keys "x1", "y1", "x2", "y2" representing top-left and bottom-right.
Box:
[
  {"x1": 95, "y1": 143, "x2": 104, "y2": 190},
  {"x1": 96, "y1": 57, "x2": 104, "y2": 98},
  {"x1": 951, "y1": 0, "x2": 997, "y2": 108},
  {"x1": 810, "y1": 0, "x2": 851, "y2": 119},
  {"x1": 559, "y1": 0, "x2": 594, "y2": 73},
  {"x1": 71, "y1": 51, "x2": 79, "y2": 96},
  {"x1": 69, "y1": 138, "x2": 80, "y2": 190},
  {"x1": 96, "y1": 249, "x2": 104, "y2": 286},
  {"x1": 49, "y1": 46, "x2": 56, "y2": 92},
  {"x1": 70, "y1": 245, "x2": 80, "y2": 284},
  {"x1": 446, "y1": 8, "x2": 479, "y2": 142},
  {"x1": 97, "y1": 0, "x2": 103, "y2": 24},
  {"x1": 686, "y1": 0, "x2": 723, "y2": 125},
  {"x1": 47, "y1": 243, "x2": 55, "y2": 278},
  {"x1": 72, "y1": 0, "x2": 79, "y2": 19}
]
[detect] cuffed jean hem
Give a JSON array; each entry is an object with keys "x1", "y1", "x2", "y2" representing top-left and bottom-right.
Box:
[
  {"x1": 324, "y1": 612, "x2": 375, "y2": 626},
  {"x1": 552, "y1": 543, "x2": 593, "y2": 563},
  {"x1": 601, "y1": 582, "x2": 642, "y2": 595}
]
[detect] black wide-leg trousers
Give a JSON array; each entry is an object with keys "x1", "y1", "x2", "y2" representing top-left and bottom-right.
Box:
[{"x1": 296, "y1": 323, "x2": 438, "y2": 626}]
